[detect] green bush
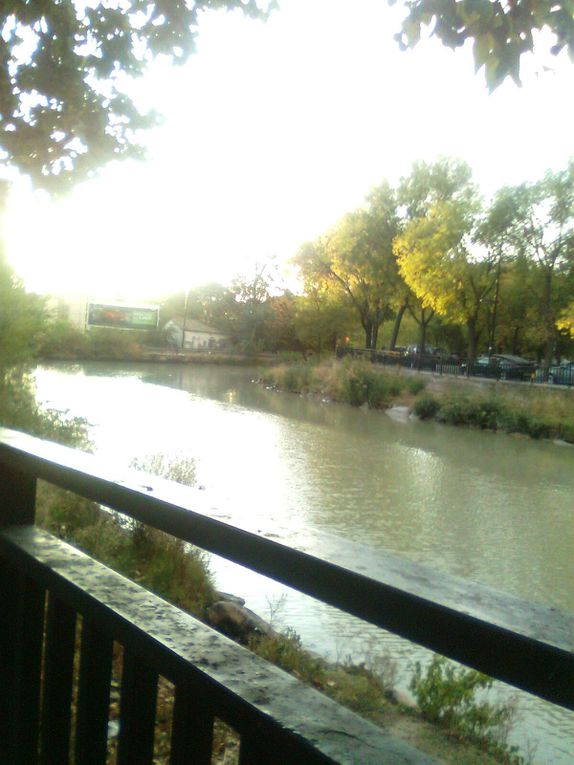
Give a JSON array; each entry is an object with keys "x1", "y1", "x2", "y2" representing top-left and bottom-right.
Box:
[
  {"x1": 340, "y1": 365, "x2": 391, "y2": 408},
  {"x1": 413, "y1": 394, "x2": 441, "y2": 419},
  {"x1": 467, "y1": 399, "x2": 504, "y2": 429},
  {"x1": 433, "y1": 397, "x2": 505, "y2": 429},
  {"x1": 411, "y1": 656, "x2": 521, "y2": 762},
  {"x1": 499, "y1": 409, "x2": 552, "y2": 439},
  {"x1": 435, "y1": 398, "x2": 474, "y2": 426},
  {"x1": 38, "y1": 319, "x2": 89, "y2": 359},
  {"x1": 556, "y1": 422, "x2": 574, "y2": 443}
]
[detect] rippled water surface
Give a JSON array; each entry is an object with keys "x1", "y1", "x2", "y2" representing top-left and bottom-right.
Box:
[{"x1": 34, "y1": 362, "x2": 574, "y2": 764}]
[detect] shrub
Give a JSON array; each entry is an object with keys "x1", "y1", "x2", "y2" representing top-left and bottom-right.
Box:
[
  {"x1": 413, "y1": 394, "x2": 441, "y2": 419},
  {"x1": 340, "y1": 364, "x2": 391, "y2": 408},
  {"x1": 38, "y1": 319, "x2": 89, "y2": 359},
  {"x1": 435, "y1": 398, "x2": 474, "y2": 426},
  {"x1": 35, "y1": 451, "x2": 216, "y2": 620},
  {"x1": 411, "y1": 656, "x2": 521, "y2": 762},
  {"x1": 467, "y1": 399, "x2": 504, "y2": 429},
  {"x1": 556, "y1": 422, "x2": 574, "y2": 443},
  {"x1": 500, "y1": 409, "x2": 552, "y2": 439}
]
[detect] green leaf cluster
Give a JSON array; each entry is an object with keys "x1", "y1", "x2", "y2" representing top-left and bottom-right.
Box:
[
  {"x1": 393, "y1": 0, "x2": 574, "y2": 89},
  {"x1": 0, "y1": 0, "x2": 274, "y2": 190}
]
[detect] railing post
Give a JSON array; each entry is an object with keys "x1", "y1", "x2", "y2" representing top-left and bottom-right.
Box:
[
  {"x1": 0, "y1": 450, "x2": 39, "y2": 765},
  {"x1": 0, "y1": 462, "x2": 37, "y2": 526}
]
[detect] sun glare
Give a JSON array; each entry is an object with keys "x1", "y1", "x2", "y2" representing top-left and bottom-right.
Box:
[{"x1": 4, "y1": 0, "x2": 574, "y2": 301}]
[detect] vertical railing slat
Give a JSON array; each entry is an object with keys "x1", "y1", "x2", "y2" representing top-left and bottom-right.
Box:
[
  {"x1": 12, "y1": 574, "x2": 46, "y2": 765},
  {"x1": 170, "y1": 683, "x2": 214, "y2": 765},
  {"x1": 0, "y1": 442, "x2": 39, "y2": 765},
  {"x1": 40, "y1": 595, "x2": 77, "y2": 765},
  {"x1": 74, "y1": 621, "x2": 113, "y2": 765},
  {"x1": 116, "y1": 650, "x2": 158, "y2": 765},
  {"x1": 0, "y1": 562, "x2": 22, "y2": 764},
  {"x1": 239, "y1": 735, "x2": 268, "y2": 765}
]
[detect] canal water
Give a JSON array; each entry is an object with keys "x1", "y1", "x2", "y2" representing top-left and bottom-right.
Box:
[{"x1": 33, "y1": 361, "x2": 574, "y2": 764}]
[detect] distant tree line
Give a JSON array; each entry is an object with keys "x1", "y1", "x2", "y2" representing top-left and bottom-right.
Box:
[
  {"x1": 162, "y1": 158, "x2": 574, "y2": 371},
  {"x1": 1, "y1": 157, "x2": 573, "y2": 373},
  {"x1": 294, "y1": 157, "x2": 574, "y2": 371}
]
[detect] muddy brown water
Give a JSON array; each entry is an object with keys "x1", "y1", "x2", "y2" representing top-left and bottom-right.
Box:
[{"x1": 34, "y1": 361, "x2": 574, "y2": 764}]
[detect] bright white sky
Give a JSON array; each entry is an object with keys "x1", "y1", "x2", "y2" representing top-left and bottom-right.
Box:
[{"x1": 4, "y1": 0, "x2": 574, "y2": 301}]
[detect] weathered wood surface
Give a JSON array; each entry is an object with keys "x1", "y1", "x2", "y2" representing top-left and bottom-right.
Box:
[{"x1": 0, "y1": 525, "x2": 437, "y2": 765}]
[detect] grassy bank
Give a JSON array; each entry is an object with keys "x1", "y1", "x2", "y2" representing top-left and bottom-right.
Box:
[
  {"x1": 264, "y1": 358, "x2": 574, "y2": 442},
  {"x1": 250, "y1": 630, "x2": 524, "y2": 765},
  {"x1": 262, "y1": 358, "x2": 426, "y2": 408},
  {"x1": 413, "y1": 382, "x2": 574, "y2": 442}
]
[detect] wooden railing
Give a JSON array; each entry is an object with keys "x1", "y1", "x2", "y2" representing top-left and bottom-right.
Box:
[{"x1": 0, "y1": 427, "x2": 572, "y2": 765}]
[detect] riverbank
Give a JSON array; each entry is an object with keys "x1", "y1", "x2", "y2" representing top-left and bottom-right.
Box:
[
  {"x1": 262, "y1": 359, "x2": 574, "y2": 443},
  {"x1": 41, "y1": 347, "x2": 279, "y2": 365}
]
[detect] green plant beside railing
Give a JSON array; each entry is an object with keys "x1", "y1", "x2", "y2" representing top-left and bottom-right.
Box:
[{"x1": 411, "y1": 656, "x2": 523, "y2": 763}]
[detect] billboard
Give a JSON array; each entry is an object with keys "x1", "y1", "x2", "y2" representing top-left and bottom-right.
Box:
[{"x1": 87, "y1": 303, "x2": 159, "y2": 330}]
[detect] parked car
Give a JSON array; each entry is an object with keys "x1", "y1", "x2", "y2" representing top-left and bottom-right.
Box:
[
  {"x1": 492, "y1": 355, "x2": 536, "y2": 380},
  {"x1": 470, "y1": 354, "x2": 536, "y2": 381}
]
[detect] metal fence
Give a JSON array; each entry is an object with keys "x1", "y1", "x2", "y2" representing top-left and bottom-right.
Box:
[
  {"x1": 0, "y1": 428, "x2": 572, "y2": 765},
  {"x1": 336, "y1": 347, "x2": 574, "y2": 387}
]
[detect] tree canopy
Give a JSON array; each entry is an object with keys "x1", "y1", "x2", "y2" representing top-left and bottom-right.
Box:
[
  {"x1": 0, "y1": 0, "x2": 273, "y2": 191},
  {"x1": 0, "y1": 1, "x2": 571, "y2": 192},
  {"x1": 295, "y1": 182, "x2": 400, "y2": 349},
  {"x1": 292, "y1": 157, "x2": 574, "y2": 362}
]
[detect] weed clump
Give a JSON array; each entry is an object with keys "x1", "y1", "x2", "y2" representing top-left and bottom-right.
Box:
[
  {"x1": 411, "y1": 656, "x2": 521, "y2": 763},
  {"x1": 340, "y1": 363, "x2": 391, "y2": 407},
  {"x1": 36, "y1": 452, "x2": 216, "y2": 620}
]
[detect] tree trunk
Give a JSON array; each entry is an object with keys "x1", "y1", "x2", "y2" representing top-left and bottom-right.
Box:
[
  {"x1": 389, "y1": 304, "x2": 407, "y2": 351},
  {"x1": 488, "y1": 250, "x2": 503, "y2": 356},
  {"x1": 419, "y1": 322, "x2": 428, "y2": 355},
  {"x1": 371, "y1": 322, "x2": 380, "y2": 349},
  {"x1": 364, "y1": 320, "x2": 373, "y2": 349},
  {"x1": 466, "y1": 319, "x2": 479, "y2": 362},
  {"x1": 541, "y1": 269, "x2": 554, "y2": 381},
  {"x1": 543, "y1": 330, "x2": 554, "y2": 380}
]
